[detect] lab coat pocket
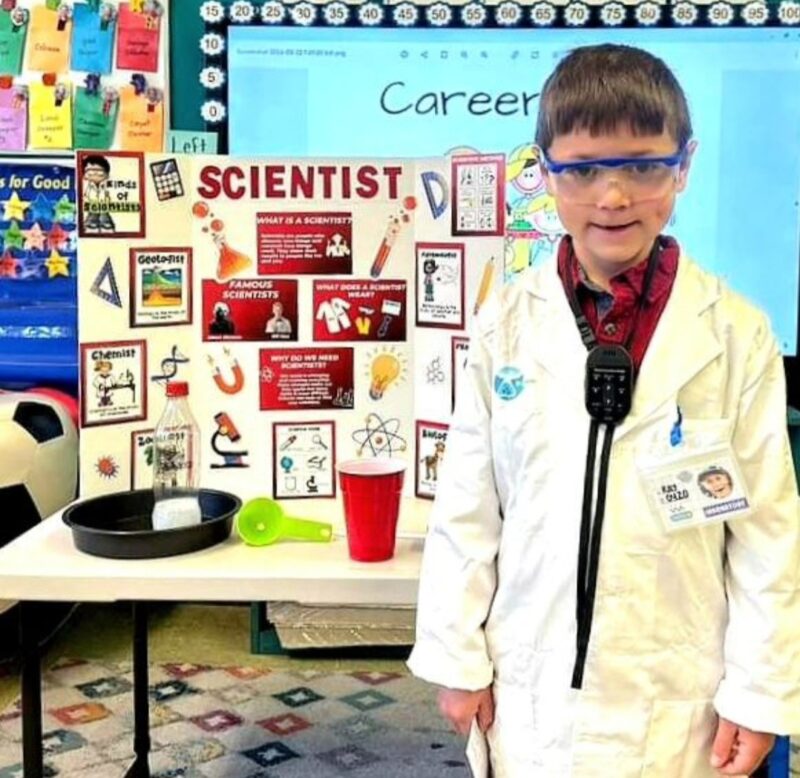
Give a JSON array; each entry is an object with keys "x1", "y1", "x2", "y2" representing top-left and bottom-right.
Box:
[
  {"x1": 466, "y1": 719, "x2": 490, "y2": 778},
  {"x1": 641, "y1": 698, "x2": 716, "y2": 778}
]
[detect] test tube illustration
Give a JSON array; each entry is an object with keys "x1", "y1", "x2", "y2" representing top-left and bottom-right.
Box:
[
  {"x1": 370, "y1": 197, "x2": 417, "y2": 278},
  {"x1": 473, "y1": 256, "x2": 495, "y2": 315}
]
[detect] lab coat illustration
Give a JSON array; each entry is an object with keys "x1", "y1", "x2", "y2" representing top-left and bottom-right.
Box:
[{"x1": 408, "y1": 255, "x2": 800, "y2": 777}]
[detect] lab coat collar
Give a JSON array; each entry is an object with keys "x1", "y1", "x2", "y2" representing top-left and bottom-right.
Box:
[{"x1": 521, "y1": 253, "x2": 724, "y2": 441}]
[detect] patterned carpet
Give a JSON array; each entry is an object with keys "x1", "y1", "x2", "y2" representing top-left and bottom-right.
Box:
[{"x1": 0, "y1": 658, "x2": 469, "y2": 778}]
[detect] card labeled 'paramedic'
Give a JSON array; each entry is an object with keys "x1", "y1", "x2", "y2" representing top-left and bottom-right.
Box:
[{"x1": 641, "y1": 446, "x2": 751, "y2": 533}]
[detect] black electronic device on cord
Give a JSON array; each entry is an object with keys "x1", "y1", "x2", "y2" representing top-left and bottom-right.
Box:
[{"x1": 564, "y1": 239, "x2": 662, "y2": 689}]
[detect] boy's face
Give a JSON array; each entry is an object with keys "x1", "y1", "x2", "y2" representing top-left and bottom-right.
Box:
[
  {"x1": 701, "y1": 472, "x2": 732, "y2": 499},
  {"x1": 84, "y1": 163, "x2": 108, "y2": 184},
  {"x1": 544, "y1": 124, "x2": 693, "y2": 277}
]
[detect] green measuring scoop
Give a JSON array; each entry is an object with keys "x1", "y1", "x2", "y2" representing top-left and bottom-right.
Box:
[{"x1": 236, "y1": 498, "x2": 333, "y2": 546}]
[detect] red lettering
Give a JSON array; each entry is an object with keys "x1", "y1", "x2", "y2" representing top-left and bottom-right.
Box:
[
  {"x1": 290, "y1": 166, "x2": 314, "y2": 198},
  {"x1": 250, "y1": 165, "x2": 260, "y2": 199},
  {"x1": 341, "y1": 166, "x2": 351, "y2": 199},
  {"x1": 222, "y1": 166, "x2": 245, "y2": 199},
  {"x1": 318, "y1": 166, "x2": 336, "y2": 199},
  {"x1": 383, "y1": 166, "x2": 402, "y2": 200},
  {"x1": 355, "y1": 165, "x2": 379, "y2": 199},
  {"x1": 196, "y1": 165, "x2": 222, "y2": 199},
  {"x1": 266, "y1": 166, "x2": 286, "y2": 198}
]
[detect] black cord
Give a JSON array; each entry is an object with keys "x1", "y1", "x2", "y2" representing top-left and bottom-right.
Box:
[
  {"x1": 572, "y1": 422, "x2": 616, "y2": 689},
  {"x1": 576, "y1": 419, "x2": 600, "y2": 629}
]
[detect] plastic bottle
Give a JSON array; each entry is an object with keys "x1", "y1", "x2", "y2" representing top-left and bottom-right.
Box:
[{"x1": 151, "y1": 381, "x2": 202, "y2": 530}]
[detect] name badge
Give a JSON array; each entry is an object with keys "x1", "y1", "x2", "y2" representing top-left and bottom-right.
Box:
[{"x1": 640, "y1": 445, "x2": 751, "y2": 533}]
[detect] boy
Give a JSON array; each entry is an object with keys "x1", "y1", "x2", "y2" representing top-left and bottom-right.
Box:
[{"x1": 408, "y1": 45, "x2": 799, "y2": 777}]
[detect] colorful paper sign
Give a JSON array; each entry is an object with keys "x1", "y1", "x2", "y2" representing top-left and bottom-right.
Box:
[
  {"x1": 415, "y1": 243, "x2": 465, "y2": 329},
  {"x1": 202, "y1": 278, "x2": 298, "y2": 342},
  {"x1": 73, "y1": 87, "x2": 118, "y2": 150},
  {"x1": 415, "y1": 420, "x2": 449, "y2": 499},
  {"x1": 312, "y1": 279, "x2": 407, "y2": 342},
  {"x1": 0, "y1": 88, "x2": 27, "y2": 151},
  {"x1": 256, "y1": 211, "x2": 353, "y2": 275},
  {"x1": 116, "y1": 2, "x2": 159, "y2": 73},
  {"x1": 272, "y1": 421, "x2": 336, "y2": 499},
  {"x1": 451, "y1": 154, "x2": 505, "y2": 237},
  {"x1": 27, "y1": 6, "x2": 72, "y2": 73},
  {"x1": 118, "y1": 84, "x2": 163, "y2": 152},
  {"x1": 71, "y1": 3, "x2": 115, "y2": 74},
  {"x1": 80, "y1": 339, "x2": 147, "y2": 427},
  {"x1": 0, "y1": 9, "x2": 28, "y2": 76},
  {"x1": 130, "y1": 427, "x2": 154, "y2": 488},
  {"x1": 77, "y1": 150, "x2": 145, "y2": 237},
  {"x1": 259, "y1": 347, "x2": 354, "y2": 411},
  {"x1": 129, "y1": 247, "x2": 192, "y2": 327},
  {"x1": 28, "y1": 82, "x2": 72, "y2": 150}
]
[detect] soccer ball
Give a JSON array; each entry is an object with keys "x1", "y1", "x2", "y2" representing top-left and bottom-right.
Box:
[{"x1": 0, "y1": 392, "x2": 78, "y2": 549}]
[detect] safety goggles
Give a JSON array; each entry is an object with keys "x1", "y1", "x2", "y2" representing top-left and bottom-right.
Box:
[{"x1": 540, "y1": 147, "x2": 689, "y2": 204}]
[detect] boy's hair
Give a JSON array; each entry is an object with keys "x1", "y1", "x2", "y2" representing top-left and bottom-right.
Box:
[
  {"x1": 535, "y1": 44, "x2": 692, "y2": 153},
  {"x1": 82, "y1": 154, "x2": 110, "y2": 174}
]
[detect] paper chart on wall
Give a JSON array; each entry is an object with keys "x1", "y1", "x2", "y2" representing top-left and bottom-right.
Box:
[
  {"x1": 0, "y1": 0, "x2": 168, "y2": 153},
  {"x1": 75, "y1": 152, "x2": 505, "y2": 501}
]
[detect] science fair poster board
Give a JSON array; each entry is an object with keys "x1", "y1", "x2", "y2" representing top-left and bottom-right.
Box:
[{"x1": 76, "y1": 151, "x2": 503, "y2": 500}]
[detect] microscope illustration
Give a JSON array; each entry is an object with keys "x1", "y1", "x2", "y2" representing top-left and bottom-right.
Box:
[{"x1": 210, "y1": 411, "x2": 250, "y2": 469}]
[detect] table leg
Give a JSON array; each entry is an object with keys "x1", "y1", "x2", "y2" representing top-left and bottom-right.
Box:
[
  {"x1": 19, "y1": 601, "x2": 43, "y2": 778},
  {"x1": 128, "y1": 602, "x2": 150, "y2": 778}
]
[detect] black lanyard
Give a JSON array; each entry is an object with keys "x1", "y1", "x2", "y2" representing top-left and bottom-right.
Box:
[{"x1": 563, "y1": 241, "x2": 661, "y2": 689}]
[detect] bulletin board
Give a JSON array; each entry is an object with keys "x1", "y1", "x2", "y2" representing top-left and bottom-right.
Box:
[
  {"x1": 76, "y1": 149, "x2": 504, "y2": 501},
  {"x1": 0, "y1": 0, "x2": 168, "y2": 153},
  {"x1": 168, "y1": 0, "x2": 800, "y2": 153}
]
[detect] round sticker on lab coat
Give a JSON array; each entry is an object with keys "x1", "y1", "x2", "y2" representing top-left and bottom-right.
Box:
[{"x1": 494, "y1": 366, "x2": 525, "y2": 400}]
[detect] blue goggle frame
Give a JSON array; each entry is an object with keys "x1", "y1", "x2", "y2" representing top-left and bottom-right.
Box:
[{"x1": 541, "y1": 146, "x2": 689, "y2": 175}]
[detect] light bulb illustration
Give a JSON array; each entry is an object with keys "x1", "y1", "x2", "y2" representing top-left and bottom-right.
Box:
[{"x1": 369, "y1": 353, "x2": 401, "y2": 400}]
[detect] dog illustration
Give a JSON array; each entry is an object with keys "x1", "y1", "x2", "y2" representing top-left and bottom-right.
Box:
[{"x1": 421, "y1": 441, "x2": 446, "y2": 481}]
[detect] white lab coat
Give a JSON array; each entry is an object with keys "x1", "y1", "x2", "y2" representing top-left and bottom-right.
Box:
[{"x1": 408, "y1": 254, "x2": 800, "y2": 777}]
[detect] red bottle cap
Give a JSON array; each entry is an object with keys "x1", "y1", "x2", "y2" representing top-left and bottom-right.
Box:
[{"x1": 166, "y1": 381, "x2": 189, "y2": 397}]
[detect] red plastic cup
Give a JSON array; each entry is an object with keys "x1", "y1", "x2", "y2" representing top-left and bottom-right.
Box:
[{"x1": 336, "y1": 458, "x2": 406, "y2": 562}]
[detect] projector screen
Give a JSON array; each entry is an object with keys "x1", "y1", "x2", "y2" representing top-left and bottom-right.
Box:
[{"x1": 228, "y1": 27, "x2": 800, "y2": 357}]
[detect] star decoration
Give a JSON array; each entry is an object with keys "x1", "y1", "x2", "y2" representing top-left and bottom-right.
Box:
[
  {"x1": 47, "y1": 223, "x2": 68, "y2": 251},
  {"x1": 54, "y1": 195, "x2": 75, "y2": 224},
  {"x1": 22, "y1": 222, "x2": 46, "y2": 251},
  {"x1": 29, "y1": 192, "x2": 54, "y2": 224},
  {"x1": 3, "y1": 191, "x2": 29, "y2": 221},
  {"x1": 45, "y1": 249, "x2": 69, "y2": 278},
  {"x1": 0, "y1": 250, "x2": 19, "y2": 277},
  {"x1": 3, "y1": 220, "x2": 23, "y2": 250}
]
